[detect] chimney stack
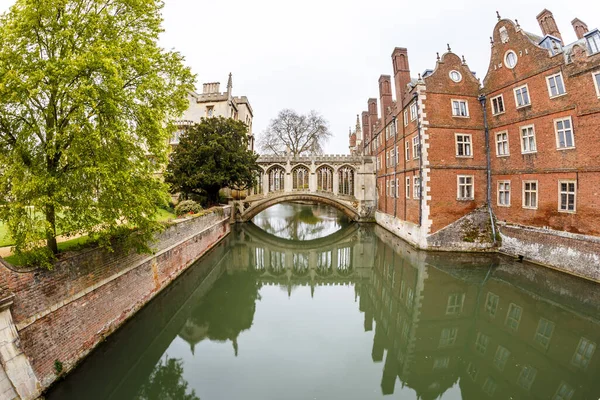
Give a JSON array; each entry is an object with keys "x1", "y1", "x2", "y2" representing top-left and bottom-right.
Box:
[
  {"x1": 367, "y1": 99, "x2": 378, "y2": 143},
  {"x1": 536, "y1": 9, "x2": 563, "y2": 43},
  {"x1": 392, "y1": 48, "x2": 411, "y2": 107},
  {"x1": 571, "y1": 18, "x2": 589, "y2": 40},
  {"x1": 378, "y1": 75, "x2": 393, "y2": 121},
  {"x1": 361, "y1": 111, "x2": 370, "y2": 146}
]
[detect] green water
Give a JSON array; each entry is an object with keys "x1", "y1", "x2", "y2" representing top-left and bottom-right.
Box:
[{"x1": 47, "y1": 203, "x2": 600, "y2": 400}]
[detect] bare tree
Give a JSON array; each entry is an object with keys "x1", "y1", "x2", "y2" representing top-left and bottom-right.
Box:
[{"x1": 258, "y1": 109, "x2": 332, "y2": 156}]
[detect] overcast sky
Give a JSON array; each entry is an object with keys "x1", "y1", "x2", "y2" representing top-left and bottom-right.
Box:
[{"x1": 1, "y1": 0, "x2": 599, "y2": 154}]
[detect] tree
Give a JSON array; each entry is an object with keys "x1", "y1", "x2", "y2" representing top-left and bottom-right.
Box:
[
  {"x1": 165, "y1": 117, "x2": 261, "y2": 204},
  {"x1": 258, "y1": 109, "x2": 332, "y2": 156},
  {"x1": 136, "y1": 356, "x2": 199, "y2": 400},
  {"x1": 0, "y1": 0, "x2": 194, "y2": 262}
]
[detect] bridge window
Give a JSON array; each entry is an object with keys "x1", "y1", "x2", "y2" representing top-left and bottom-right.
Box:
[
  {"x1": 338, "y1": 166, "x2": 355, "y2": 196},
  {"x1": 269, "y1": 251, "x2": 286, "y2": 274},
  {"x1": 293, "y1": 253, "x2": 309, "y2": 275},
  {"x1": 292, "y1": 166, "x2": 309, "y2": 190},
  {"x1": 268, "y1": 166, "x2": 285, "y2": 193},
  {"x1": 317, "y1": 251, "x2": 332, "y2": 273},
  {"x1": 255, "y1": 248, "x2": 265, "y2": 270},
  {"x1": 254, "y1": 173, "x2": 263, "y2": 195},
  {"x1": 337, "y1": 247, "x2": 352, "y2": 275},
  {"x1": 316, "y1": 166, "x2": 334, "y2": 192}
]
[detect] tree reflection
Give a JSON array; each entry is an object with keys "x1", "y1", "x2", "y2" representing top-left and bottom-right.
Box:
[{"x1": 135, "y1": 356, "x2": 199, "y2": 400}]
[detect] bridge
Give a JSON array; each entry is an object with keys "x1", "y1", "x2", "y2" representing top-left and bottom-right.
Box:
[{"x1": 231, "y1": 154, "x2": 377, "y2": 222}]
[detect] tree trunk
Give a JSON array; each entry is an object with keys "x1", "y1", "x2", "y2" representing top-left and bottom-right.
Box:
[{"x1": 45, "y1": 203, "x2": 58, "y2": 254}]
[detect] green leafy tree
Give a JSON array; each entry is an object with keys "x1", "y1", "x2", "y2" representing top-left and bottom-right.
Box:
[
  {"x1": 135, "y1": 356, "x2": 199, "y2": 400},
  {"x1": 0, "y1": 0, "x2": 195, "y2": 262},
  {"x1": 165, "y1": 117, "x2": 261, "y2": 204}
]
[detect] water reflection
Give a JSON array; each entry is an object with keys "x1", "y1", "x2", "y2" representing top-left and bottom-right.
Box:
[
  {"x1": 251, "y1": 202, "x2": 350, "y2": 240},
  {"x1": 48, "y1": 221, "x2": 600, "y2": 400}
]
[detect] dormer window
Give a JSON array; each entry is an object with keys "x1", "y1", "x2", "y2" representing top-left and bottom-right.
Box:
[{"x1": 586, "y1": 30, "x2": 600, "y2": 54}]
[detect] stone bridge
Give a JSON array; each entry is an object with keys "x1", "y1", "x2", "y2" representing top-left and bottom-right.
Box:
[{"x1": 232, "y1": 154, "x2": 377, "y2": 222}]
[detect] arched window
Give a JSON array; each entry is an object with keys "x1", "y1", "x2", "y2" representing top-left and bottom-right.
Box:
[
  {"x1": 316, "y1": 166, "x2": 333, "y2": 192},
  {"x1": 254, "y1": 172, "x2": 263, "y2": 195},
  {"x1": 268, "y1": 166, "x2": 285, "y2": 193},
  {"x1": 292, "y1": 166, "x2": 309, "y2": 190},
  {"x1": 337, "y1": 247, "x2": 352, "y2": 276},
  {"x1": 338, "y1": 166, "x2": 355, "y2": 196}
]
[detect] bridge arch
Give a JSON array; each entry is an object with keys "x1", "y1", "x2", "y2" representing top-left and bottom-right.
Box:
[{"x1": 238, "y1": 192, "x2": 360, "y2": 222}]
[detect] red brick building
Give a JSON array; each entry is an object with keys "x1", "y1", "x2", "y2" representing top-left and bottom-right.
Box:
[{"x1": 352, "y1": 10, "x2": 600, "y2": 278}]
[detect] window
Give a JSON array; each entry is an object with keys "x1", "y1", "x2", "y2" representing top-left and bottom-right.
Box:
[
  {"x1": 413, "y1": 176, "x2": 421, "y2": 199},
  {"x1": 405, "y1": 141, "x2": 410, "y2": 160},
  {"x1": 496, "y1": 131, "x2": 509, "y2": 156},
  {"x1": 535, "y1": 318, "x2": 555, "y2": 349},
  {"x1": 517, "y1": 365, "x2": 537, "y2": 390},
  {"x1": 452, "y1": 100, "x2": 469, "y2": 117},
  {"x1": 410, "y1": 102, "x2": 417, "y2": 121},
  {"x1": 559, "y1": 180, "x2": 576, "y2": 212},
  {"x1": 555, "y1": 117, "x2": 575, "y2": 149},
  {"x1": 586, "y1": 30, "x2": 600, "y2": 54},
  {"x1": 593, "y1": 72, "x2": 600, "y2": 97},
  {"x1": 520, "y1": 125, "x2": 537, "y2": 153},
  {"x1": 475, "y1": 332, "x2": 490, "y2": 355},
  {"x1": 433, "y1": 357, "x2": 450, "y2": 370},
  {"x1": 446, "y1": 293, "x2": 465, "y2": 315},
  {"x1": 482, "y1": 377, "x2": 497, "y2": 396},
  {"x1": 498, "y1": 181, "x2": 511, "y2": 207},
  {"x1": 268, "y1": 166, "x2": 285, "y2": 192},
  {"x1": 406, "y1": 177, "x2": 410, "y2": 199},
  {"x1": 523, "y1": 181, "x2": 538, "y2": 209},
  {"x1": 547, "y1": 72, "x2": 566, "y2": 97},
  {"x1": 439, "y1": 327, "x2": 458, "y2": 347},
  {"x1": 292, "y1": 166, "x2": 309, "y2": 190},
  {"x1": 412, "y1": 136, "x2": 420, "y2": 159},
  {"x1": 390, "y1": 148, "x2": 396, "y2": 166},
  {"x1": 386, "y1": 151, "x2": 389, "y2": 168},
  {"x1": 316, "y1": 166, "x2": 333, "y2": 192},
  {"x1": 505, "y1": 50, "x2": 518, "y2": 68},
  {"x1": 455, "y1": 134, "x2": 472, "y2": 157},
  {"x1": 553, "y1": 382, "x2": 575, "y2": 400},
  {"x1": 572, "y1": 337, "x2": 596, "y2": 369},
  {"x1": 376, "y1": 156, "x2": 381, "y2": 171},
  {"x1": 491, "y1": 95, "x2": 505, "y2": 115},
  {"x1": 449, "y1": 70, "x2": 462, "y2": 82},
  {"x1": 338, "y1": 166, "x2": 354, "y2": 196},
  {"x1": 467, "y1": 363, "x2": 479, "y2": 381},
  {"x1": 386, "y1": 180, "x2": 390, "y2": 196},
  {"x1": 206, "y1": 105, "x2": 214, "y2": 117},
  {"x1": 494, "y1": 345, "x2": 511, "y2": 371},
  {"x1": 457, "y1": 175, "x2": 474, "y2": 200},
  {"x1": 505, "y1": 303, "x2": 522, "y2": 331},
  {"x1": 390, "y1": 179, "x2": 396, "y2": 198},
  {"x1": 396, "y1": 178, "x2": 399, "y2": 198},
  {"x1": 514, "y1": 85, "x2": 531, "y2": 107},
  {"x1": 485, "y1": 292, "x2": 499, "y2": 317},
  {"x1": 404, "y1": 109, "x2": 408, "y2": 126}
]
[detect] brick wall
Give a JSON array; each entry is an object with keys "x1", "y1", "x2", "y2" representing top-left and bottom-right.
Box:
[{"x1": 0, "y1": 207, "x2": 231, "y2": 394}]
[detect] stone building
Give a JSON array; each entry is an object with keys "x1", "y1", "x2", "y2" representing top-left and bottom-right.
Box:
[
  {"x1": 354, "y1": 10, "x2": 600, "y2": 276},
  {"x1": 172, "y1": 73, "x2": 254, "y2": 150}
]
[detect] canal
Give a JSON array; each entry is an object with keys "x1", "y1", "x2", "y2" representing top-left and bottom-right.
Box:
[{"x1": 47, "y1": 202, "x2": 600, "y2": 400}]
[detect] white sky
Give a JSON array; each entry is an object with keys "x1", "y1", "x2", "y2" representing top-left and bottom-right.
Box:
[{"x1": 1, "y1": 0, "x2": 599, "y2": 154}]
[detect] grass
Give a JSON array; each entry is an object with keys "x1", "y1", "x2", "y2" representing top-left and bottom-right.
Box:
[{"x1": 0, "y1": 222, "x2": 11, "y2": 247}]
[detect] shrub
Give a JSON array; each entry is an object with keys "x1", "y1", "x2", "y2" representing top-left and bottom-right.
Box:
[{"x1": 175, "y1": 200, "x2": 202, "y2": 216}]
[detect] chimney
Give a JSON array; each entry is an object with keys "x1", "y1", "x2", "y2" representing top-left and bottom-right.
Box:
[
  {"x1": 361, "y1": 111, "x2": 370, "y2": 145},
  {"x1": 367, "y1": 98, "x2": 378, "y2": 142},
  {"x1": 537, "y1": 9, "x2": 563, "y2": 43},
  {"x1": 571, "y1": 18, "x2": 589, "y2": 40},
  {"x1": 392, "y1": 48, "x2": 411, "y2": 107},
  {"x1": 378, "y1": 75, "x2": 393, "y2": 121}
]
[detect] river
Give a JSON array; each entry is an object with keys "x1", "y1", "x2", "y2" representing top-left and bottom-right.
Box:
[{"x1": 47, "y1": 202, "x2": 600, "y2": 400}]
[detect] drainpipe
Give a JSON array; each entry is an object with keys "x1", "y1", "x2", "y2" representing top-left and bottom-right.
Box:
[
  {"x1": 478, "y1": 94, "x2": 497, "y2": 245},
  {"x1": 413, "y1": 92, "x2": 424, "y2": 227}
]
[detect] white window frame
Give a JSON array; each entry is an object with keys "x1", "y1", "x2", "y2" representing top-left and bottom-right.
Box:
[
  {"x1": 390, "y1": 178, "x2": 396, "y2": 198},
  {"x1": 546, "y1": 72, "x2": 567, "y2": 98},
  {"x1": 451, "y1": 99, "x2": 470, "y2": 117},
  {"x1": 534, "y1": 318, "x2": 555, "y2": 349},
  {"x1": 493, "y1": 345, "x2": 510, "y2": 371},
  {"x1": 475, "y1": 332, "x2": 490, "y2": 355},
  {"x1": 485, "y1": 292, "x2": 499, "y2": 317},
  {"x1": 455, "y1": 133, "x2": 473, "y2": 158},
  {"x1": 405, "y1": 177, "x2": 410, "y2": 199},
  {"x1": 586, "y1": 31, "x2": 600, "y2": 54},
  {"x1": 554, "y1": 117, "x2": 575, "y2": 149},
  {"x1": 522, "y1": 180, "x2": 539, "y2": 210},
  {"x1": 404, "y1": 109, "x2": 409, "y2": 126},
  {"x1": 412, "y1": 136, "x2": 420, "y2": 159},
  {"x1": 572, "y1": 337, "x2": 596, "y2": 370},
  {"x1": 514, "y1": 84, "x2": 531, "y2": 108},
  {"x1": 505, "y1": 303, "x2": 522, "y2": 331},
  {"x1": 497, "y1": 180, "x2": 511, "y2": 207},
  {"x1": 457, "y1": 175, "x2": 474, "y2": 200},
  {"x1": 558, "y1": 180, "x2": 577, "y2": 213},
  {"x1": 491, "y1": 94, "x2": 505, "y2": 115},
  {"x1": 495, "y1": 131, "x2": 509, "y2": 157},
  {"x1": 405, "y1": 141, "x2": 410, "y2": 161},
  {"x1": 386, "y1": 179, "x2": 390, "y2": 196},
  {"x1": 410, "y1": 102, "x2": 417, "y2": 121},
  {"x1": 413, "y1": 176, "x2": 420, "y2": 199},
  {"x1": 396, "y1": 178, "x2": 399, "y2": 198},
  {"x1": 520, "y1": 124, "x2": 537, "y2": 154},
  {"x1": 593, "y1": 71, "x2": 600, "y2": 98},
  {"x1": 446, "y1": 293, "x2": 465, "y2": 315},
  {"x1": 553, "y1": 382, "x2": 575, "y2": 400}
]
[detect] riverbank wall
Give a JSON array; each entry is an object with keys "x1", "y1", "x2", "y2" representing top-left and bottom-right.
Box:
[{"x1": 0, "y1": 206, "x2": 231, "y2": 400}]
